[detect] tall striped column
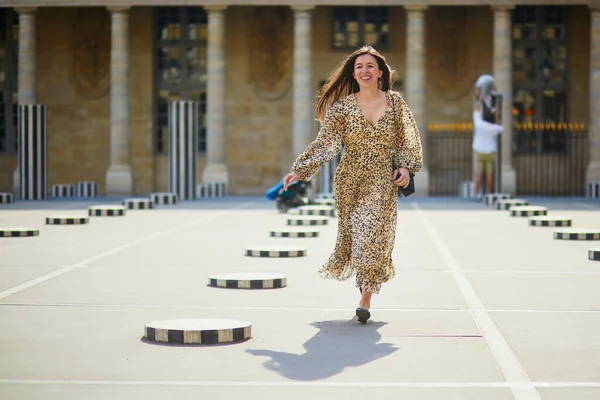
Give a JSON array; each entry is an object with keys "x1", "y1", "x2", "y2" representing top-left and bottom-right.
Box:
[
  {"x1": 18, "y1": 104, "x2": 47, "y2": 200},
  {"x1": 168, "y1": 101, "x2": 198, "y2": 200}
]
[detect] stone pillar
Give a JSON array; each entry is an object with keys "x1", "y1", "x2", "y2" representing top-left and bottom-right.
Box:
[
  {"x1": 404, "y1": 5, "x2": 429, "y2": 196},
  {"x1": 201, "y1": 6, "x2": 229, "y2": 188},
  {"x1": 587, "y1": 6, "x2": 600, "y2": 185},
  {"x1": 292, "y1": 6, "x2": 313, "y2": 159},
  {"x1": 13, "y1": 7, "x2": 37, "y2": 196},
  {"x1": 493, "y1": 5, "x2": 517, "y2": 194},
  {"x1": 105, "y1": 7, "x2": 133, "y2": 195}
]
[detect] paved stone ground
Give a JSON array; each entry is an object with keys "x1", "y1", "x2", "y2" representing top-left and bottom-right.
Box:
[{"x1": 0, "y1": 195, "x2": 599, "y2": 400}]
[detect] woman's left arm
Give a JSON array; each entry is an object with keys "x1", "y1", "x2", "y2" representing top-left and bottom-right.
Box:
[{"x1": 393, "y1": 94, "x2": 423, "y2": 175}]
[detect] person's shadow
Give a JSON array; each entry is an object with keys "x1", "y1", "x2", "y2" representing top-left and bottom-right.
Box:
[{"x1": 246, "y1": 319, "x2": 397, "y2": 381}]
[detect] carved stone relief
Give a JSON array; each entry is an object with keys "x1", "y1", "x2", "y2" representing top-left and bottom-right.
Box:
[
  {"x1": 71, "y1": 8, "x2": 111, "y2": 100},
  {"x1": 248, "y1": 7, "x2": 292, "y2": 101},
  {"x1": 428, "y1": 7, "x2": 476, "y2": 101}
]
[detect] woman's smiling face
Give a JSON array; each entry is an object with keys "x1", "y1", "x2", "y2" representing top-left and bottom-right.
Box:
[{"x1": 353, "y1": 54, "x2": 383, "y2": 89}]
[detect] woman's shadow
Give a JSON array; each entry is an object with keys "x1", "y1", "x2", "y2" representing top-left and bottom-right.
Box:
[{"x1": 246, "y1": 319, "x2": 397, "y2": 381}]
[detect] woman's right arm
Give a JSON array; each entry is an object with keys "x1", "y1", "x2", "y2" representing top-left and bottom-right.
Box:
[{"x1": 290, "y1": 103, "x2": 345, "y2": 182}]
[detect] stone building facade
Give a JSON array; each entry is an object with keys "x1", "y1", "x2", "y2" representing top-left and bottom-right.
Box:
[{"x1": 0, "y1": 1, "x2": 598, "y2": 196}]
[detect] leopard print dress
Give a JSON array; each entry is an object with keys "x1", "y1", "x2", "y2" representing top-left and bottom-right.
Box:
[{"x1": 291, "y1": 90, "x2": 423, "y2": 294}]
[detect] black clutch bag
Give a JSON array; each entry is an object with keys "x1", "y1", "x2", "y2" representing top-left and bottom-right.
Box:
[{"x1": 393, "y1": 169, "x2": 415, "y2": 197}]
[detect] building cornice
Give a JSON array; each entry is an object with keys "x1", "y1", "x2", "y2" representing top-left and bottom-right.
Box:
[{"x1": 0, "y1": 0, "x2": 592, "y2": 7}]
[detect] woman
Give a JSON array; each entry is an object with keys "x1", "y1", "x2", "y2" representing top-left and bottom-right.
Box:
[{"x1": 283, "y1": 46, "x2": 423, "y2": 323}]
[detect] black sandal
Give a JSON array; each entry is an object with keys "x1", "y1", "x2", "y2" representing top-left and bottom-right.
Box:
[{"x1": 355, "y1": 307, "x2": 371, "y2": 323}]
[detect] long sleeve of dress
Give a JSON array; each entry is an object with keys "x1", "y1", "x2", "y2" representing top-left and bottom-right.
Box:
[
  {"x1": 392, "y1": 94, "x2": 423, "y2": 175},
  {"x1": 291, "y1": 103, "x2": 344, "y2": 181}
]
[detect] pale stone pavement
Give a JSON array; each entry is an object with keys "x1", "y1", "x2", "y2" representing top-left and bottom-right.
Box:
[{"x1": 0, "y1": 196, "x2": 599, "y2": 400}]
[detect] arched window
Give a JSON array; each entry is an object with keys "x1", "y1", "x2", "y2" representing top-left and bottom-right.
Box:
[{"x1": 154, "y1": 7, "x2": 208, "y2": 154}]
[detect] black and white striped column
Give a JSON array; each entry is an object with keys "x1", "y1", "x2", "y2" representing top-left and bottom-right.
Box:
[
  {"x1": 18, "y1": 104, "x2": 47, "y2": 200},
  {"x1": 168, "y1": 101, "x2": 198, "y2": 200},
  {"x1": 76, "y1": 181, "x2": 98, "y2": 198},
  {"x1": 51, "y1": 184, "x2": 75, "y2": 198},
  {"x1": 197, "y1": 182, "x2": 227, "y2": 198}
]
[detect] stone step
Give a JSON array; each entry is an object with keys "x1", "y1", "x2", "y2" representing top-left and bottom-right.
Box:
[
  {"x1": 208, "y1": 273, "x2": 287, "y2": 289},
  {"x1": 88, "y1": 205, "x2": 127, "y2": 217},
  {"x1": 287, "y1": 216, "x2": 329, "y2": 226},
  {"x1": 496, "y1": 199, "x2": 528, "y2": 210},
  {"x1": 0, "y1": 227, "x2": 39, "y2": 237},
  {"x1": 245, "y1": 246, "x2": 307, "y2": 258},
  {"x1": 46, "y1": 216, "x2": 89, "y2": 225},
  {"x1": 298, "y1": 205, "x2": 336, "y2": 217},
  {"x1": 509, "y1": 206, "x2": 548, "y2": 217},
  {"x1": 269, "y1": 227, "x2": 320, "y2": 238},
  {"x1": 0, "y1": 193, "x2": 14, "y2": 204},
  {"x1": 144, "y1": 318, "x2": 252, "y2": 345},
  {"x1": 528, "y1": 216, "x2": 572, "y2": 227},
  {"x1": 553, "y1": 229, "x2": 600, "y2": 241},
  {"x1": 123, "y1": 198, "x2": 154, "y2": 210},
  {"x1": 149, "y1": 192, "x2": 178, "y2": 205}
]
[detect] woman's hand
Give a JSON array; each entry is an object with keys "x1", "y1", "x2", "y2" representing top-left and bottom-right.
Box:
[
  {"x1": 283, "y1": 173, "x2": 300, "y2": 191},
  {"x1": 392, "y1": 167, "x2": 410, "y2": 188}
]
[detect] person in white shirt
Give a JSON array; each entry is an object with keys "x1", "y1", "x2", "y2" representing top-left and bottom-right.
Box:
[{"x1": 473, "y1": 75, "x2": 504, "y2": 197}]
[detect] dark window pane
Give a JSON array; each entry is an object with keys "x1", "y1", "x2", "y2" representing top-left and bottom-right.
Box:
[
  {"x1": 158, "y1": 46, "x2": 181, "y2": 84},
  {"x1": 186, "y1": 46, "x2": 206, "y2": 84},
  {"x1": 364, "y1": 7, "x2": 388, "y2": 47},
  {"x1": 156, "y1": 7, "x2": 181, "y2": 40},
  {"x1": 333, "y1": 7, "x2": 359, "y2": 48},
  {"x1": 542, "y1": 89, "x2": 566, "y2": 123},
  {"x1": 513, "y1": 6, "x2": 536, "y2": 24},
  {"x1": 188, "y1": 7, "x2": 207, "y2": 40},
  {"x1": 540, "y1": 90, "x2": 567, "y2": 152},
  {"x1": 0, "y1": 9, "x2": 6, "y2": 42},
  {"x1": 513, "y1": 23, "x2": 536, "y2": 40},
  {"x1": 0, "y1": 51, "x2": 5, "y2": 84},
  {"x1": 543, "y1": 6, "x2": 566, "y2": 24},
  {"x1": 333, "y1": 7, "x2": 389, "y2": 49}
]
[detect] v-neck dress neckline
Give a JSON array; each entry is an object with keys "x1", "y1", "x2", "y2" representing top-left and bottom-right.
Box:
[{"x1": 352, "y1": 91, "x2": 392, "y2": 129}]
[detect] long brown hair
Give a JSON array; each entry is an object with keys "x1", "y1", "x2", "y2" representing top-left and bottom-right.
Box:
[{"x1": 315, "y1": 46, "x2": 397, "y2": 123}]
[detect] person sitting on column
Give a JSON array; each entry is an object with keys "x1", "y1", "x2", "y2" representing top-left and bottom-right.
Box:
[{"x1": 472, "y1": 74, "x2": 504, "y2": 198}]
